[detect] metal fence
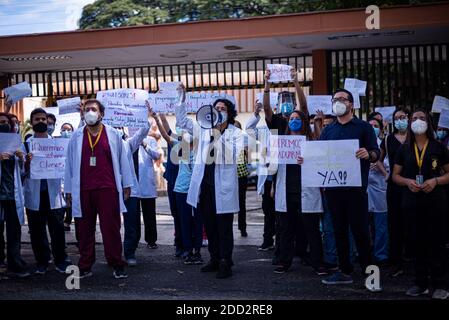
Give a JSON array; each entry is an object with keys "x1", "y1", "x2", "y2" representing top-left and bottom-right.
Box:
[{"x1": 329, "y1": 43, "x2": 449, "y2": 118}]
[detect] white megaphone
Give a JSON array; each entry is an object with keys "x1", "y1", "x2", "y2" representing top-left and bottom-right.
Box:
[{"x1": 196, "y1": 104, "x2": 221, "y2": 129}]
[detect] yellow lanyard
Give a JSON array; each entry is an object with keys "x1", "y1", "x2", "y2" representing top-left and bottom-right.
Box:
[
  {"x1": 87, "y1": 125, "x2": 103, "y2": 155},
  {"x1": 414, "y1": 140, "x2": 429, "y2": 174}
]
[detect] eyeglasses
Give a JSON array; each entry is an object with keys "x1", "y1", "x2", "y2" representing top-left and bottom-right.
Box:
[{"x1": 331, "y1": 97, "x2": 350, "y2": 103}]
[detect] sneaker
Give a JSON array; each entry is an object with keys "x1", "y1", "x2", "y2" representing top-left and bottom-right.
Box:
[
  {"x1": 55, "y1": 262, "x2": 71, "y2": 274},
  {"x1": 406, "y1": 286, "x2": 429, "y2": 297},
  {"x1": 432, "y1": 289, "x2": 449, "y2": 300},
  {"x1": 113, "y1": 267, "x2": 128, "y2": 279},
  {"x1": 200, "y1": 261, "x2": 219, "y2": 272},
  {"x1": 183, "y1": 253, "x2": 195, "y2": 265},
  {"x1": 147, "y1": 243, "x2": 158, "y2": 249},
  {"x1": 202, "y1": 239, "x2": 208, "y2": 247},
  {"x1": 274, "y1": 265, "x2": 289, "y2": 274},
  {"x1": 314, "y1": 266, "x2": 331, "y2": 276},
  {"x1": 322, "y1": 272, "x2": 354, "y2": 285},
  {"x1": 192, "y1": 252, "x2": 204, "y2": 265},
  {"x1": 10, "y1": 270, "x2": 31, "y2": 278},
  {"x1": 240, "y1": 230, "x2": 248, "y2": 237},
  {"x1": 78, "y1": 270, "x2": 93, "y2": 279},
  {"x1": 216, "y1": 260, "x2": 232, "y2": 279},
  {"x1": 258, "y1": 242, "x2": 275, "y2": 251},
  {"x1": 389, "y1": 267, "x2": 404, "y2": 278},
  {"x1": 34, "y1": 266, "x2": 48, "y2": 275},
  {"x1": 126, "y1": 258, "x2": 137, "y2": 267}
]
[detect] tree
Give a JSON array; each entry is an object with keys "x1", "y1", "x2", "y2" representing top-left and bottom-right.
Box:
[{"x1": 79, "y1": 0, "x2": 445, "y2": 30}]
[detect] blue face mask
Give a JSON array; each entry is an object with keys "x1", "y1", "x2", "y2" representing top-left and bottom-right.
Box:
[
  {"x1": 60, "y1": 130, "x2": 72, "y2": 139},
  {"x1": 394, "y1": 119, "x2": 408, "y2": 131},
  {"x1": 288, "y1": 118, "x2": 302, "y2": 132},
  {"x1": 373, "y1": 127, "x2": 380, "y2": 137},
  {"x1": 437, "y1": 130, "x2": 447, "y2": 140},
  {"x1": 280, "y1": 102, "x2": 294, "y2": 116}
]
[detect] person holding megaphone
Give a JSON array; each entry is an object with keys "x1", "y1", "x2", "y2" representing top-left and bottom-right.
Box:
[{"x1": 175, "y1": 84, "x2": 244, "y2": 279}]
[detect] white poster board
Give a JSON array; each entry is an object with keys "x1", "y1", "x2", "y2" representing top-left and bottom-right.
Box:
[
  {"x1": 267, "y1": 64, "x2": 293, "y2": 83},
  {"x1": 57, "y1": 97, "x2": 81, "y2": 115},
  {"x1": 306, "y1": 95, "x2": 333, "y2": 115},
  {"x1": 301, "y1": 139, "x2": 361, "y2": 187},
  {"x1": 438, "y1": 109, "x2": 449, "y2": 129},
  {"x1": 344, "y1": 78, "x2": 367, "y2": 97},
  {"x1": 29, "y1": 138, "x2": 69, "y2": 179},
  {"x1": 4, "y1": 81, "x2": 32, "y2": 104},
  {"x1": 97, "y1": 89, "x2": 149, "y2": 128},
  {"x1": 375, "y1": 106, "x2": 396, "y2": 124},
  {"x1": 159, "y1": 81, "x2": 182, "y2": 94},
  {"x1": 269, "y1": 135, "x2": 306, "y2": 164},
  {"x1": 0, "y1": 133, "x2": 22, "y2": 154},
  {"x1": 431, "y1": 95, "x2": 449, "y2": 113},
  {"x1": 54, "y1": 112, "x2": 81, "y2": 137}
]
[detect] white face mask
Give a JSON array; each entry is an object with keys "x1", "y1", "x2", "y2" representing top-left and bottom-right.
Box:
[
  {"x1": 219, "y1": 111, "x2": 228, "y2": 124},
  {"x1": 411, "y1": 119, "x2": 428, "y2": 135},
  {"x1": 84, "y1": 111, "x2": 99, "y2": 126},
  {"x1": 332, "y1": 101, "x2": 347, "y2": 117}
]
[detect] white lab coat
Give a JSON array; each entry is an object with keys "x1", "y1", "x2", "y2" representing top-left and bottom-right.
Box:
[
  {"x1": 245, "y1": 114, "x2": 274, "y2": 195},
  {"x1": 136, "y1": 136, "x2": 160, "y2": 199},
  {"x1": 0, "y1": 156, "x2": 25, "y2": 225},
  {"x1": 23, "y1": 135, "x2": 66, "y2": 211},
  {"x1": 122, "y1": 124, "x2": 150, "y2": 198},
  {"x1": 64, "y1": 124, "x2": 134, "y2": 218},
  {"x1": 175, "y1": 102, "x2": 244, "y2": 214}
]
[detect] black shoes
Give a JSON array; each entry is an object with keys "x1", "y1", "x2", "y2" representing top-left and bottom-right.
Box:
[
  {"x1": 216, "y1": 260, "x2": 232, "y2": 279},
  {"x1": 200, "y1": 261, "x2": 219, "y2": 272}
]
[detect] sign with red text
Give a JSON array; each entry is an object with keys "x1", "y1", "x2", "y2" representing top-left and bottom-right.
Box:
[
  {"x1": 269, "y1": 135, "x2": 306, "y2": 164},
  {"x1": 29, "y1": 138, "x2": 69, "y2": 179},
  {"x1": 267, "y1": 64, "x2": 293, "y2": 83}
]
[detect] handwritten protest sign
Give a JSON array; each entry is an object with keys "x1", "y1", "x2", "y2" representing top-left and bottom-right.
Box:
[
  {"x1": 149, "y1": 92, "x2": 237, "y2": 113},
  {"x1": 269, "y1": 135, "x2": 306, "y2": 164},
  {"x1": 301, "y1": 139, "x2": 361, "y2": 187},
  {"x1": 54, "y1": 112, "x2": 81, "y2": 136},
  {"x1": 438, "y1": 109, "x2": 449, "y2": 129},
  {"x1": 0, "y1": 133, "x2": 22, "y2": 154},
  {"x1": 29, "y1": 138, "x2": 69, "y2": 179},
  {"x1": 159, "y1": 81, "x2": 182, "y2": 94},
  {"x1": 344, "y1": 78, "x2": 367, "y2": 97},
  {"x1": 97, "y1": 89, "x2": 149, "y2": 128},
  {"x1": 148, "y1": 93, "x2": 179, "y2": 113},
  {"x1": 4, "y1": 81, "x2": 32, "y2": 104},
  {"x1": 256, "y1": 92, "x2": 279, "y2": 109},
  {"x1": 57, "y1": 97, "x2": 81, "y2": 115},
  {"x1": 267, "y1": 64, "x2": 293, "y2": 83},
  {"x1": 431, "y1": 95, "x2": 449, "y2": 113},
  {"x1": 375, "y1": 106, "x2": 396, "y2": 123},
  {"x1": 306, "y1": 95, "x2": 333, "y2": 115}
]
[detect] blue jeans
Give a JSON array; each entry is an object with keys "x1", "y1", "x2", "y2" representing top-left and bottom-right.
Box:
[
  {"x1": 123, "y1": 197, "x2": 140, "y2": 260},
  {"x1": 370, "y1": 211, "x2": 389, "y2": 262},
  {"x1": 322, "y1": 197, "x2": 357, "y2": 266},
  {"x1": 176, "y1": 192, "x2": 203, "y2": 253}
]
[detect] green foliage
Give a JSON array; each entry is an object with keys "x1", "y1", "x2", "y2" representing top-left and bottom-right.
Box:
[{"x1": 79, "y1": 0, "x2": 446, "y2": 29}]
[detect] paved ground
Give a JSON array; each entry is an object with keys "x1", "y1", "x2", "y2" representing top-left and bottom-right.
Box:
[{"x1": 0, "y1": 190, "x2": 447, "y2": 300}]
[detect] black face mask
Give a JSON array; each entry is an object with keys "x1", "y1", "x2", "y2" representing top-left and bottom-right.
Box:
[
  {"x1": 33, "y1": 122, "x2": 47, "y2": 133},
  {"x1": 0, "y1": 124, "x2": 11, "y2": 133}
]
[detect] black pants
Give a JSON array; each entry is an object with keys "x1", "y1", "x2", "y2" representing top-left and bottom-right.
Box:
[
  {"x1": 199, "y1": 182, "x2": 234, "y2": 266},
  {"x1": 403, "y1": 191, "x2": 447, "y2": 289},
  {"x1": 238, "y1": 176, "x2": 248, "y2": 232},
  {"x1": 301, "y1": 213, "x2": 324, "y2": 269},
  {"x1": 167, "y1": 182, "x2": 182, "y2": 249},
  {"x1": 325, "y1": 188, "x2": 372, "y2": 275},
  {"x1": 387, "y1": 182, "x2": 406, "y2": 268},
  {"x1": 279, "y1": 194, "x2": 301, "y2": 268},
  {"x1": 262, "y1": 180, "x2": 276, "y2": 245},
  {"x1": 140, "y1": 197, "x2": 157, "y2": 245},
  {"x1": 27, "y1": 192, "x2": 67, "y2": 267},
  {"x1": 0, "y1": 200, "x2": 27, "y2": 272}
]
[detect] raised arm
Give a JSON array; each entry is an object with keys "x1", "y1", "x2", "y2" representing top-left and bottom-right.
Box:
[
  {"x1": 246, "y1": 100, "x2": 262, "y2": 131},
  {"x1": 292, "y1": 67, "x2": 308, "y2": 116},
  {"x1": 146, "y1": 100, "x2": 174, "y2": 146},
  {"x1": 263, "y1": 69, "x2": 273, "y2": 124},
  {"x1": 174, "y1": 84, "x2": 194, "y2": 135},
  {"x1": 159, "y1": 113, "x2": 172, "y2": 136}
]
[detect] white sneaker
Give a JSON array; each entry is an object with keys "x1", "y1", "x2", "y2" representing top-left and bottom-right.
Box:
[
  {"x1": 432, "y1": 289, "x2": 449, "y2": 300},
  {"x1": 202, "y1": 239, "x2": 208, "y2": 247}
]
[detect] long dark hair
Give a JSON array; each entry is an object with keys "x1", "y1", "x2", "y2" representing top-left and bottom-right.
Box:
[
  {"x1": 286, "y1": 110, "x2": 312, "y2": 140},
  {"x1": 405, "y1": 108, "x2": 436, "y2": 147},
  {"x1": 392, "y1": 108, "x2": 410, "y2": 134}
]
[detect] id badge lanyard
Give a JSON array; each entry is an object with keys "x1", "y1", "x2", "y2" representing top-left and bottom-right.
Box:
[
  {"x1": 414, "y1": 140, "x2": 428, "y2": 185},
  {"x1": 87, "y1": 125, "x2": 104, "y2": 167}
]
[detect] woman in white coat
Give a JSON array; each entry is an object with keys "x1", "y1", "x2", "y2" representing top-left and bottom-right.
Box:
[
  {"x1": 0, "y1": 112, "x2": 28, "y2": 278},
  {"x1": 175, "y1": 85, "x2": 244, "y2": 279}
]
